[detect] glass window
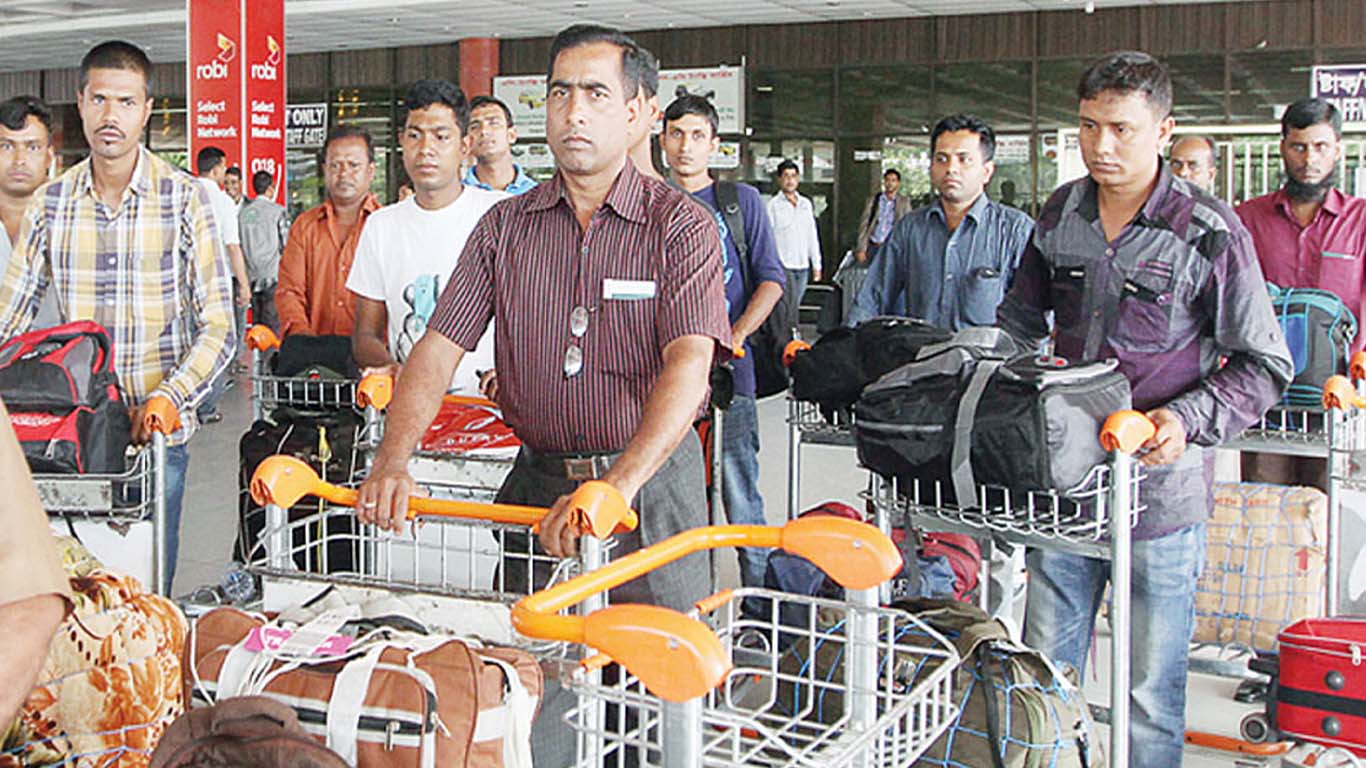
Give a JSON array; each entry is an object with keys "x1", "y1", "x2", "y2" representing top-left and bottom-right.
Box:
[
  {"x1": 838, "y1": 66, "x2": 932, "y2": 136},
  {"x1": 148, "y1": 97, "x2": 187, "y2": 170},
  {"x1": 1229, "y1": 50, "x2": 1315, "y2": 124},
  {"x1": 1036, "y1": 59, "x2": 1088, "y2": 130},
  {"x1": 933, "y1": 62, "x2": 1034, "y2": 132},
  {"x1": 750, "y1": 70, "x2": 834, "y2": 137},
  {"x1": 1166, "y1": 54, "x2": 1227, "y2": 125}
]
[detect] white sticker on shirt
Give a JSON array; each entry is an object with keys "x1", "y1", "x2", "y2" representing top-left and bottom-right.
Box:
[{"x1": 603, "y1": 278, "x2": 657, "y2": 301}]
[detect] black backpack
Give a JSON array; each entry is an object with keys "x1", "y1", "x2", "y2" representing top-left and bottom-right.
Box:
[
  {"x1": 0, "y1": 321, "x2": 132, "y2": 474},
  {"x1": 715, "y1": 181, "x2": 793, "y2": 398}
]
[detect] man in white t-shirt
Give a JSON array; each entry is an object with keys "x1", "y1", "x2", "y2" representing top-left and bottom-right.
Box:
[
  {"x1": 194, "y1": 145, "x2": 250, "y2": 422},
  {"x1": 348, "y1": 80, "x2": 505, "y2": 395}
]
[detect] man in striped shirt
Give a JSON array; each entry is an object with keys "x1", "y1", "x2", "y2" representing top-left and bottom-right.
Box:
[
  {"x1": 0, "y1": 41, "x2": 236, "y2": 593},
  {"x1": 355, "y1": 25, "x2": 729, "y2": 761}
]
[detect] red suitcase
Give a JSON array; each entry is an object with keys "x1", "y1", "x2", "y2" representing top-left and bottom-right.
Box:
[{"x1": 1274, "y1": 617, "x2": 1366, "y2": 755}]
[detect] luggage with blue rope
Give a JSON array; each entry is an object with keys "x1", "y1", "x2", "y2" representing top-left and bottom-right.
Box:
[{"x1": 1268, "y1": 283, "x2": 1357, "y2": 406}]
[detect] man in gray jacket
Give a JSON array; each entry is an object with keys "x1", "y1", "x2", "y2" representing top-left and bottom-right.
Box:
[
  {"x1": 238, "y1": 170, "x2": 289, "y2": 333},
  {"x1": 854, "y1": 167, "x2": 912, "y2": 264}
]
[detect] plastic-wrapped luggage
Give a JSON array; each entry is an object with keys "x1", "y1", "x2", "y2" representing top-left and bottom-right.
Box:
[{"x1": 854, "y1": 327, "x2": 1131, "y2": 501}]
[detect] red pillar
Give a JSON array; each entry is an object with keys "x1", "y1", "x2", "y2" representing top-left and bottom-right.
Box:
[{"x1": 459, "y1": 38, "x2": 499, "y2": 98}]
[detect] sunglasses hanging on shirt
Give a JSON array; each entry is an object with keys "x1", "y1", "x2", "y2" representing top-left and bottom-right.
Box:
[{"x1": 564, "y1": 305, "x2": 591, "y2": 378}]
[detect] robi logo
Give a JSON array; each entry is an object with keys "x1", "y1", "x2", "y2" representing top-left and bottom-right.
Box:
[
  {"x1": 251, "y1": 34, "x2": 281, "y2": 81},
  {"x1": 196, "y1": 59, "x2": 229, "y2": 80}
]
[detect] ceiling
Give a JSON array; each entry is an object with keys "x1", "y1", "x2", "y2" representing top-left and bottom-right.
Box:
[{"x1": 0, "y1": 0, "x2": 1252, "y2": 74}]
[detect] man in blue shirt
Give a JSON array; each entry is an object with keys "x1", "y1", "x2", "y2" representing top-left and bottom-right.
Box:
[
  {"x1": 662, "y1": 94, "x2": 785, "y2": 587},
  {"x1": 849, "y1": 114, "x2": 1034, "y2": 329},
  {"x1": 462, "y1": 96, "x2": 537, "y2": 196}
]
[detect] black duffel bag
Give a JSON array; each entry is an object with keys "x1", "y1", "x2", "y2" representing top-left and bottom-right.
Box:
[
  {"x1": 789, "y1": 316, "x2": 951, "y2": 416},
  {"x1": 855, "y1": 327, "x2": 1131, "y2": 503},
  {"x1": 0, "y1": 321, "x2": 133, "y2": 474}
]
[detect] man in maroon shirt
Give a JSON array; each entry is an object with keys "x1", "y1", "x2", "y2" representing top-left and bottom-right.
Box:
[
  {"x1": 1237, "y1": 98, "x2": 1366, "y2": 486},
  {"x1": 356, "y1": 24, "x2": 728, "y2": 601}
]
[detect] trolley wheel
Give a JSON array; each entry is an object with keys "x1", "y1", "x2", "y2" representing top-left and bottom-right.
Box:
[{"x1": 1240, "y1": 711, "x2": 1272, "y2": 744}]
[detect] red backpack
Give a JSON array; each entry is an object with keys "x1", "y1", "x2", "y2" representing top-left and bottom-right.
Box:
[
  {"x1": 802, "y1": 501, "x2": 982, "y2": 603},
  {"x1": 0, "y1": 321, "x2": 132, "y2": 474}
]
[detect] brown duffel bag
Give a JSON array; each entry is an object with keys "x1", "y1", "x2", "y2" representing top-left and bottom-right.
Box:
[
  {"x1": 182, "y1": 607, "x2": 541, "y2": 768},
  {"x1": 150, "y1": 695, "x2": 349, "y2": 768}
]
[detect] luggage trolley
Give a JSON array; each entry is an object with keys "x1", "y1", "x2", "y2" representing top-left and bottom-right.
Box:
[
  {"x1": 1233, "y1": 373, "x2": 1366, "y2": 752},
  {"x1": 246, "y1": 454, "x2": 636, "y2": 654},
  {"x1": 245, "y1": 325, "x2": 360, "y2": 422},
  {"x1": 38, "y1": 396, "x2": 179, "y2": 595},
  {"x1": 512, "y1": 516, "x2": 961, "y2": 768},
  {"x1": 865, "y1": 409, "x2": 1154, "y2": 767},
  {"x1": 782, "y1": 340, "x2": 859, "y2": 520}
]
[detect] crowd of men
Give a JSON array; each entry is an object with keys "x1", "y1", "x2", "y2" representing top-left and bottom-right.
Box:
[{"x1": 0, "y1": 25, "x2": 1361, "y2": 767}]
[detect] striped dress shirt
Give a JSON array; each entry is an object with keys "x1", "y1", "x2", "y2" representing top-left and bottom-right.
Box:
[
  {"x1": 0, "y1": 148, "x2": 236, "y2": 444},
  {"x1": 430, "y1": 161, "x2": 731, "y2": 453}
]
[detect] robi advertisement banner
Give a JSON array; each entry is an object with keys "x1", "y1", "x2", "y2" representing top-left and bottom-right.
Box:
[{"x1": 187, "y1": 0, "x2": 285, "y2": 205}]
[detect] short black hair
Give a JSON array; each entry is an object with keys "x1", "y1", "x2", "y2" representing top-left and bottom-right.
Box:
[
  {"x1": 1077, "y1": 51, "x2": 1172, "y2": 118},
  {"x1": 251, "y1": 170, "x2": 273, "y2": 196},
  {"x1": 931, "y1": 113, "x2": 997, "y2": 163},
  {"x1": 546, "y1": 24, "x2": 647, "y2": 102},
  {"x1": 639, "y1": 47, "x2": 660, "y2": 99},
  {"x1": 469, "y1": 95, "x2": 513, "y2": 128},
  {"x1": 224, "y1": 166, "x2": 242, "y2": 179},
  {"x1": 406, "y1": 79, "x2": 470, "y2": 135},
  {"x1": 883, "y1": 168, "x2": 901, "y2": 181},
  {"x1": 195, "y1": 146, "x2": 226, "y2": 175},
  {"x1": 80, "y1": 40, "x2": 154, "y2": 96},
  {"x1": 0, "y1": 96, "x2": 52, "y2": 135},
  {"x1": 663, "y1": 94, "x2": 718, "y2": 137},
  {"x1": 1281, "y1": 98, "x2": 1342, "y2": 139},
  {"x1": 776, "y1": 159, "x2": 800, "y2": 177},
  {"x1": 323, "y1": 124, "x2": 375, "y2": 163}
]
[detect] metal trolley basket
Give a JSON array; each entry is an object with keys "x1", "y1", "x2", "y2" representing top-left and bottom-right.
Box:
[
  {"x1": 246, "y1": 325, "x2": 360, "y2": 421},
  {"x1": 245, "y1": 453, "x2": 633, "y2": 656},
  {"x1": 863, "y1": 409, "x2": 1154, "y2": 767},
  {"x1": 513, "y1": 517, "x2": 961, "y2": 768},
  {"x1": 39, "y1": 398, "x2": 179, "y2": 595}
]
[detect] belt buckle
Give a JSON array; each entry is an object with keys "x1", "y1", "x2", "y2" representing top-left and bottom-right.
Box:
[{"x1": 564, "y1": 457, "x2": 599, "y2": 481}]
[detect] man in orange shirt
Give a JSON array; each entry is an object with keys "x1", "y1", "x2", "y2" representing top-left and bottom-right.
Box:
[{"x1": 276, "y1": 125, "x2": 380, "y2": 337}]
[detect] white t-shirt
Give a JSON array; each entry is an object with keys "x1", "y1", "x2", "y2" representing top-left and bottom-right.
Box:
[
  {"x1": 196, "y1": 176, "x2": 241, "y2": 246},
  {"x1": 346, "y1": 187, "x2": 507, "y2": 394}
]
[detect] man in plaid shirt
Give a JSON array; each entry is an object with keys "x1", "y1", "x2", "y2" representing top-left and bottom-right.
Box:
[{"x1": 0, "y1": 41, "x2": 236, "y2": 593}]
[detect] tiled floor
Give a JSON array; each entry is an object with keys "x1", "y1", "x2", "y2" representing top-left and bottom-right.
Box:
[{"x1": 172, "y1": 369, "x2": 1279, "y2": 767}]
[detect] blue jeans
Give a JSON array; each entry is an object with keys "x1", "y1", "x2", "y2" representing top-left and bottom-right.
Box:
[
  {"x1": 720, "y1": 396, "x2": 767, "y2": 587},
  {"x1": 162, "y1": 443, "x2": 190, "y2": 594},
  {"x1": 1023, "y1": 523, "x2": 1206, "y2": 768},
  {"x1": 786, "y1": 268, "x2": 810, "y2": 331}
]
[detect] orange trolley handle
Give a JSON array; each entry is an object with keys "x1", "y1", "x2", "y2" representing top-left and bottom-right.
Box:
[
  {"x1": 248, "y1": 454, "x2": 637, "y2": 537},
  {"x1": 1098, "y1": 409, "x2": 1157, "y2": 454},
  {"x1": 782, "y1": 339, "x2": 811, "y2": 368},
  {"x1": 1324, "y1": 374, "x2": 1366, "y2": 410},
  {"x1": 356, "y1": 373, "x2": 394, "y2": 411},
  {"x1": 245, "y1": 324, "x2": 281, "y2": 353},
  {"x1": 142, "y1": 395, "x2": 181, "y2": 435},
  {"x1": 510, "y1": 517, "x2": 902, "y2": 702},
  {"x1": 1351, "y1": 351, "x2": 1366, "y2": 383}
]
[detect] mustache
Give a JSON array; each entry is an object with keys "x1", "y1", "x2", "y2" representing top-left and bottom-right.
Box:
[{"x1": 95, "y1": 124, "x2": 124, "y2": 137}]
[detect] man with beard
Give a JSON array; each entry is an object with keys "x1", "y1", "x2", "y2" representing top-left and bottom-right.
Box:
[{"x1": 1237, "y1": 99, "x2": 1366, "y2": 486}]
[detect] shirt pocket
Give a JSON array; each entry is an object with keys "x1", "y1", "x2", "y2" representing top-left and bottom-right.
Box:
[
  {"x1": 595, "y1": 298, "x2": 659, "y2": 380},
  {"x1": 1049, "y1": 263, "x2": 1087, "y2": 331},
  {"x1": 1112, "y1": 267, "x2": 1176, "y2": 354},
  {"x1": 960, "y1": 265, "x2": 1007, "y2": 326}
]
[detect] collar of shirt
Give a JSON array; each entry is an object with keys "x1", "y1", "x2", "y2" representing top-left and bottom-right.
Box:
[
  {"x1": 463, "y1": 163, "x2": 535, "y2": 194},
  {"x1": 1075, "y1": 157, "x2": 1177, "y2": 230},
  {"x1": 524, "y1": 162, "x2": 648, "y2": 225},
  {"x1": 319, "y1": 192, "x2": 381, "y2": 221},
  {"x1": 1271, "y1": 185, "x2": 1347, "y2": 224},
  {"x1": 771, "y1": 191, "x2": 807, "y2": 210},
  {"x1": 928, "y1": 191, "x2": 991, "y2": 226},
  {"x1": 75, "y1": 146, "x2": 151, "y2": 206}
]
